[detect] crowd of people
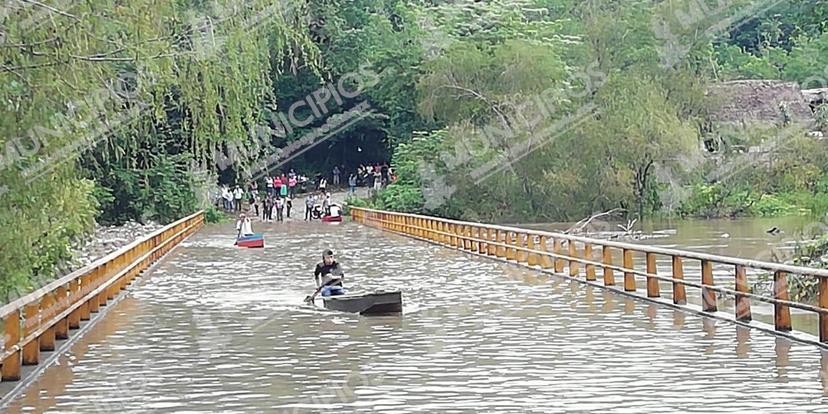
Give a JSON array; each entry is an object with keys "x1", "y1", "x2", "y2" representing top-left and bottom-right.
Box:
[
  {"x1": 216, "y1": 168, "x2": 347, "y2": 222},
  {"x1": 219, "y1": 185, "x2": 250, "y2": 212},
  {"x1": 350, "y1": 163, "x2": 395, "y2": 194},
  {"x1": 216, "y1": 163, "x2": 393, "y2": 222}
]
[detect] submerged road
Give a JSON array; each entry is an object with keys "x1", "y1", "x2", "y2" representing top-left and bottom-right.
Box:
[{"x1": 3, "y1": 219, "x2": 828, "y2": 413}]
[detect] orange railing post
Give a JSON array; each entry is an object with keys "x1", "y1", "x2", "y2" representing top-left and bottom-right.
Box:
[
  {"x1": 623, "y1": 249, "x2": 635, "y2": 292},
  {"x1": 496, "y1": 231, "x2": 506, "y2": 258},
  {"x1": 701, "y1": 260, "x2": 717, "y2": 312},
  {"x1": 467, "y1": 226, "x2": 474, "y2": 251},
  {"x1": 735, "y1": 265, "x2": 751, "y2": 321},
  {"x1": 69, "y1": 279, "x2": 83, "y2": 328},
  {"x1": 488, "y1": 228, "x2": 497, "y2": 256},
  {"x1": 22, "y1": 303, "x2": 39, "y2": 365},
  {"x1": 568, "y1": 241, "x2": 579, "y2": 277},
  {"x1": 528, "y1": 235, "x2": 539, "y2": 267},
  {"x1": 540, "y1": 236, "x2": 554, "y2": 269},
  {"x1": 773, "y1": 271, "x2": 792, "y2": 332},
  {"x1": 39, "y1": 293, "x2": 56, "y2": 351},
  {"x1": 506, "y1": 232, "x2": 517, "y2": 261},
  {"x1": 2, "y1": 310, "x2": 21, "y2": 380},
  {"x1": 584, "y1": 244, "x2": 596, "y2": 281},
  {"x1": 515, "y1": 233, "x2": 527, "y2": 263},
  {"x1": 646, "y1": 252, "x2": 660, "y2": 298},
  {"x1": 478, "y1": 228, "x2": 487, "y2": 253},
  {"x1": 451, "y1": 223, "x2": 458, "y2": 247},
  {"x1": 603, "y1": 247, "x2": 615, "y2": 286},
  {"x1": 672, "y1": 256, "x2": 687, "y2": 305},
  {"x1": 553, "y1": 239, "x2": 564, "y2": 273}
]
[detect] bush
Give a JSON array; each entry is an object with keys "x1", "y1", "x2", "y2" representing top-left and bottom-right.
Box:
[
  {"x1": 376, "y1": 183, "x2": 426, "y2": 213},
  {"x1": 203, "y1": 205, "x2": 227, "y2": 223},
  {"x1": 750, "y1": 194, "x2": 799, "y2": 216},
  {"x1": 90, "y1": 153, "x2": 199, "y2": 225}
]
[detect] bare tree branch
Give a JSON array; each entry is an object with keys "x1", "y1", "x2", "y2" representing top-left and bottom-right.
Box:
[
  {"x1": 565, "y1": 208, "x2": 624, "y2": 234},
  {"x1": 18, "y1": 0, "x2": 79, "y2": 20}
]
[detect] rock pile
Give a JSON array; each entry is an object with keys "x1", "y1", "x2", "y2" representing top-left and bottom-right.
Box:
[{"x1": 72, "y1": 221, "x2": 162, "y2": 269}]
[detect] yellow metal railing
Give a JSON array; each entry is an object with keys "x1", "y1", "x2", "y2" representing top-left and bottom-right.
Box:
[
  {"x1": 0, "y1": 211, "x2": 204, "y2": 381},
  {"x1": 351, "y1": 207, "x2": 828, "y2": 345}
]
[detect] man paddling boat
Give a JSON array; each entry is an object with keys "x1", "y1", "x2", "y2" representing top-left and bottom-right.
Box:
[
  {"x1": 235, "y1": 213, "x2": 254, "y2": 237},
  {"x1": 309, "y1": 250, "x2": 345, "y2": 300}
]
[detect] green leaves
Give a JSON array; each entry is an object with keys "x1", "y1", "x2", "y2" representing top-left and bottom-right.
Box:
[{"x1": 0, "y1": 0, "x2": 323, "y2": 302}]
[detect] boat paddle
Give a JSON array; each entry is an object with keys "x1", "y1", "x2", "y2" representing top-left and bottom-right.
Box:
[
  {"x1": 304, "y1": 284, "x2": 326, "y2": 304},
  {"x1": 304, "y1": 275, "x2": 344, "y2": 304}
]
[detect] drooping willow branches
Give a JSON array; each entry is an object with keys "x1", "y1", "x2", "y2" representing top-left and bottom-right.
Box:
[{"x1": 0, "y1": 0, "x2": 321, "y2": 301}]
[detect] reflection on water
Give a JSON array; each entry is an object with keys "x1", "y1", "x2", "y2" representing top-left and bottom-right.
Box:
[{"x1": 3, "y1": 220, "x2": 828, "y2": 413}]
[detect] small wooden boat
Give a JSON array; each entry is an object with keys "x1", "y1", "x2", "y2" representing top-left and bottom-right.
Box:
[
  {"x1": 235, "y1": 233, "x2": 264, "y2": 248},
  {"x1": 321, "y1": 215, "x2": 343, "y2": 223},
  {"x1": 322, "y1": 291, "x2": 402, "y2": 315}
]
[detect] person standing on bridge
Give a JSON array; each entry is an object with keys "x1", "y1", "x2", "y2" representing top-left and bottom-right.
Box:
[
  {"x1": 332, "y1": 165, "x2": 341, "y2": 187},
  {"x1": 288, "y1": 175, "x2": 297, "y2": 198},
  {"x1": 233, "y1": 185, "x2": 244, "y2": 212},
  {"x1": 221, "y1": 185, "x2": 232, "y2": 211},
  {"x1": 322, "y1": 191, "x2": 331, "y2": 215},
  {"x1": 261, "y1": 195, "x2": 271, "y2": 222},
  {"x1": 304, "y1": 193, "x2": 316, "y2": 221},
  {"x1": 273, "y1": 175, "x2": 283, "y2": 195},
  {"x1": 318, "y1": 175, "x2": 327, "y2": 192},
  {"x1": 348, "y1": 173, "x2": 357, "y2": 194},
  {"x1": 251, "y1": 190, "x2": 260, "y2": 217},
  {"x1": 274, "y1": 196, "x2": 284, "y2": 222},
  {"x1": 280, "y1": 179, "x2": 288, "y2": 198}
]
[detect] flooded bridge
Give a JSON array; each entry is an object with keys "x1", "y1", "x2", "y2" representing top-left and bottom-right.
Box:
[{"x1": 1, "y1": 210, "x2": 827, "y2": 413}]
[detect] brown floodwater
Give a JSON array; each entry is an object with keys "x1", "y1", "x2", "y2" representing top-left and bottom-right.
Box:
[{"x1": 3, "y1": 218, "x2": 828, "y2": 413}]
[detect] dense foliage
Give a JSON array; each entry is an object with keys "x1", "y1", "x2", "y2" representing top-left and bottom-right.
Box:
[{"x1": 370, "y1": 0, "x2": 828, "y2": 223}]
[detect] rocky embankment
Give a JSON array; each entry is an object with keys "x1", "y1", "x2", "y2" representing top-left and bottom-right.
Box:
[{"x1": 60, "y1": 221, "x2": 163, "y2": 273}]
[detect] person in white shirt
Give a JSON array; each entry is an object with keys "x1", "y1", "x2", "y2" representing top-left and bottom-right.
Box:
[
  {"x1": 233, "y1": 186, "x2": 244, "y2": 212},
  {"x1": 274, "y1": 197, "x2": 284, "y2": 222},
  {"x1": 322, "y1": 192, "x2": 331, "y2": 215},
  {"x1": 305, "y1": 194, "x2": 316, "y2": 221},
  {"x1": 372, "y1": 172, "x2": 382, "y2": 194},
  {"x1": 222, "y1": 185, "x2": 233, "y2": 211},
  {"x1": 329, "y1": 203, "x2": 342, "y2": 217},
  {"x1": 235, "y1": 214, "x2": 254, "y2": 236}
]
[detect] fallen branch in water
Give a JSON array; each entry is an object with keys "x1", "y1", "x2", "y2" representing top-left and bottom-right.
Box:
[{"x1": 565, "y1": 208, "x2": 625, "y2": 234}]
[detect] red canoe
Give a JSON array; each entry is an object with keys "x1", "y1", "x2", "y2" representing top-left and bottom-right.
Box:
[
  {"x1": 321, "y1": 215, "x2": 343, "y2": 223},
  {"x1": 235, "y1": 233, "x2": 264, "y2": 248}
]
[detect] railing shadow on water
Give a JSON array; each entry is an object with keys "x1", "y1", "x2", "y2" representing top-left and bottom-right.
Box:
[{"x1": 350, "y1": 207, "x2": 828, "y2": 350}]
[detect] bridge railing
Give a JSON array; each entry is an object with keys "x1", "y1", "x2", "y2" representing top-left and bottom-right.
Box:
[
  {"x1": 0, "y1": 211, "x2": 204, "y2": 381},
  {"x1": 351, "y1": 207, "x2": 828, "y2": 345}
]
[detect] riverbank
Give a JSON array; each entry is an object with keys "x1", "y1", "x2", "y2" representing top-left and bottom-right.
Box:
[{"x1": 675, "y1": 185, "x2": 828, "y2": 219}]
